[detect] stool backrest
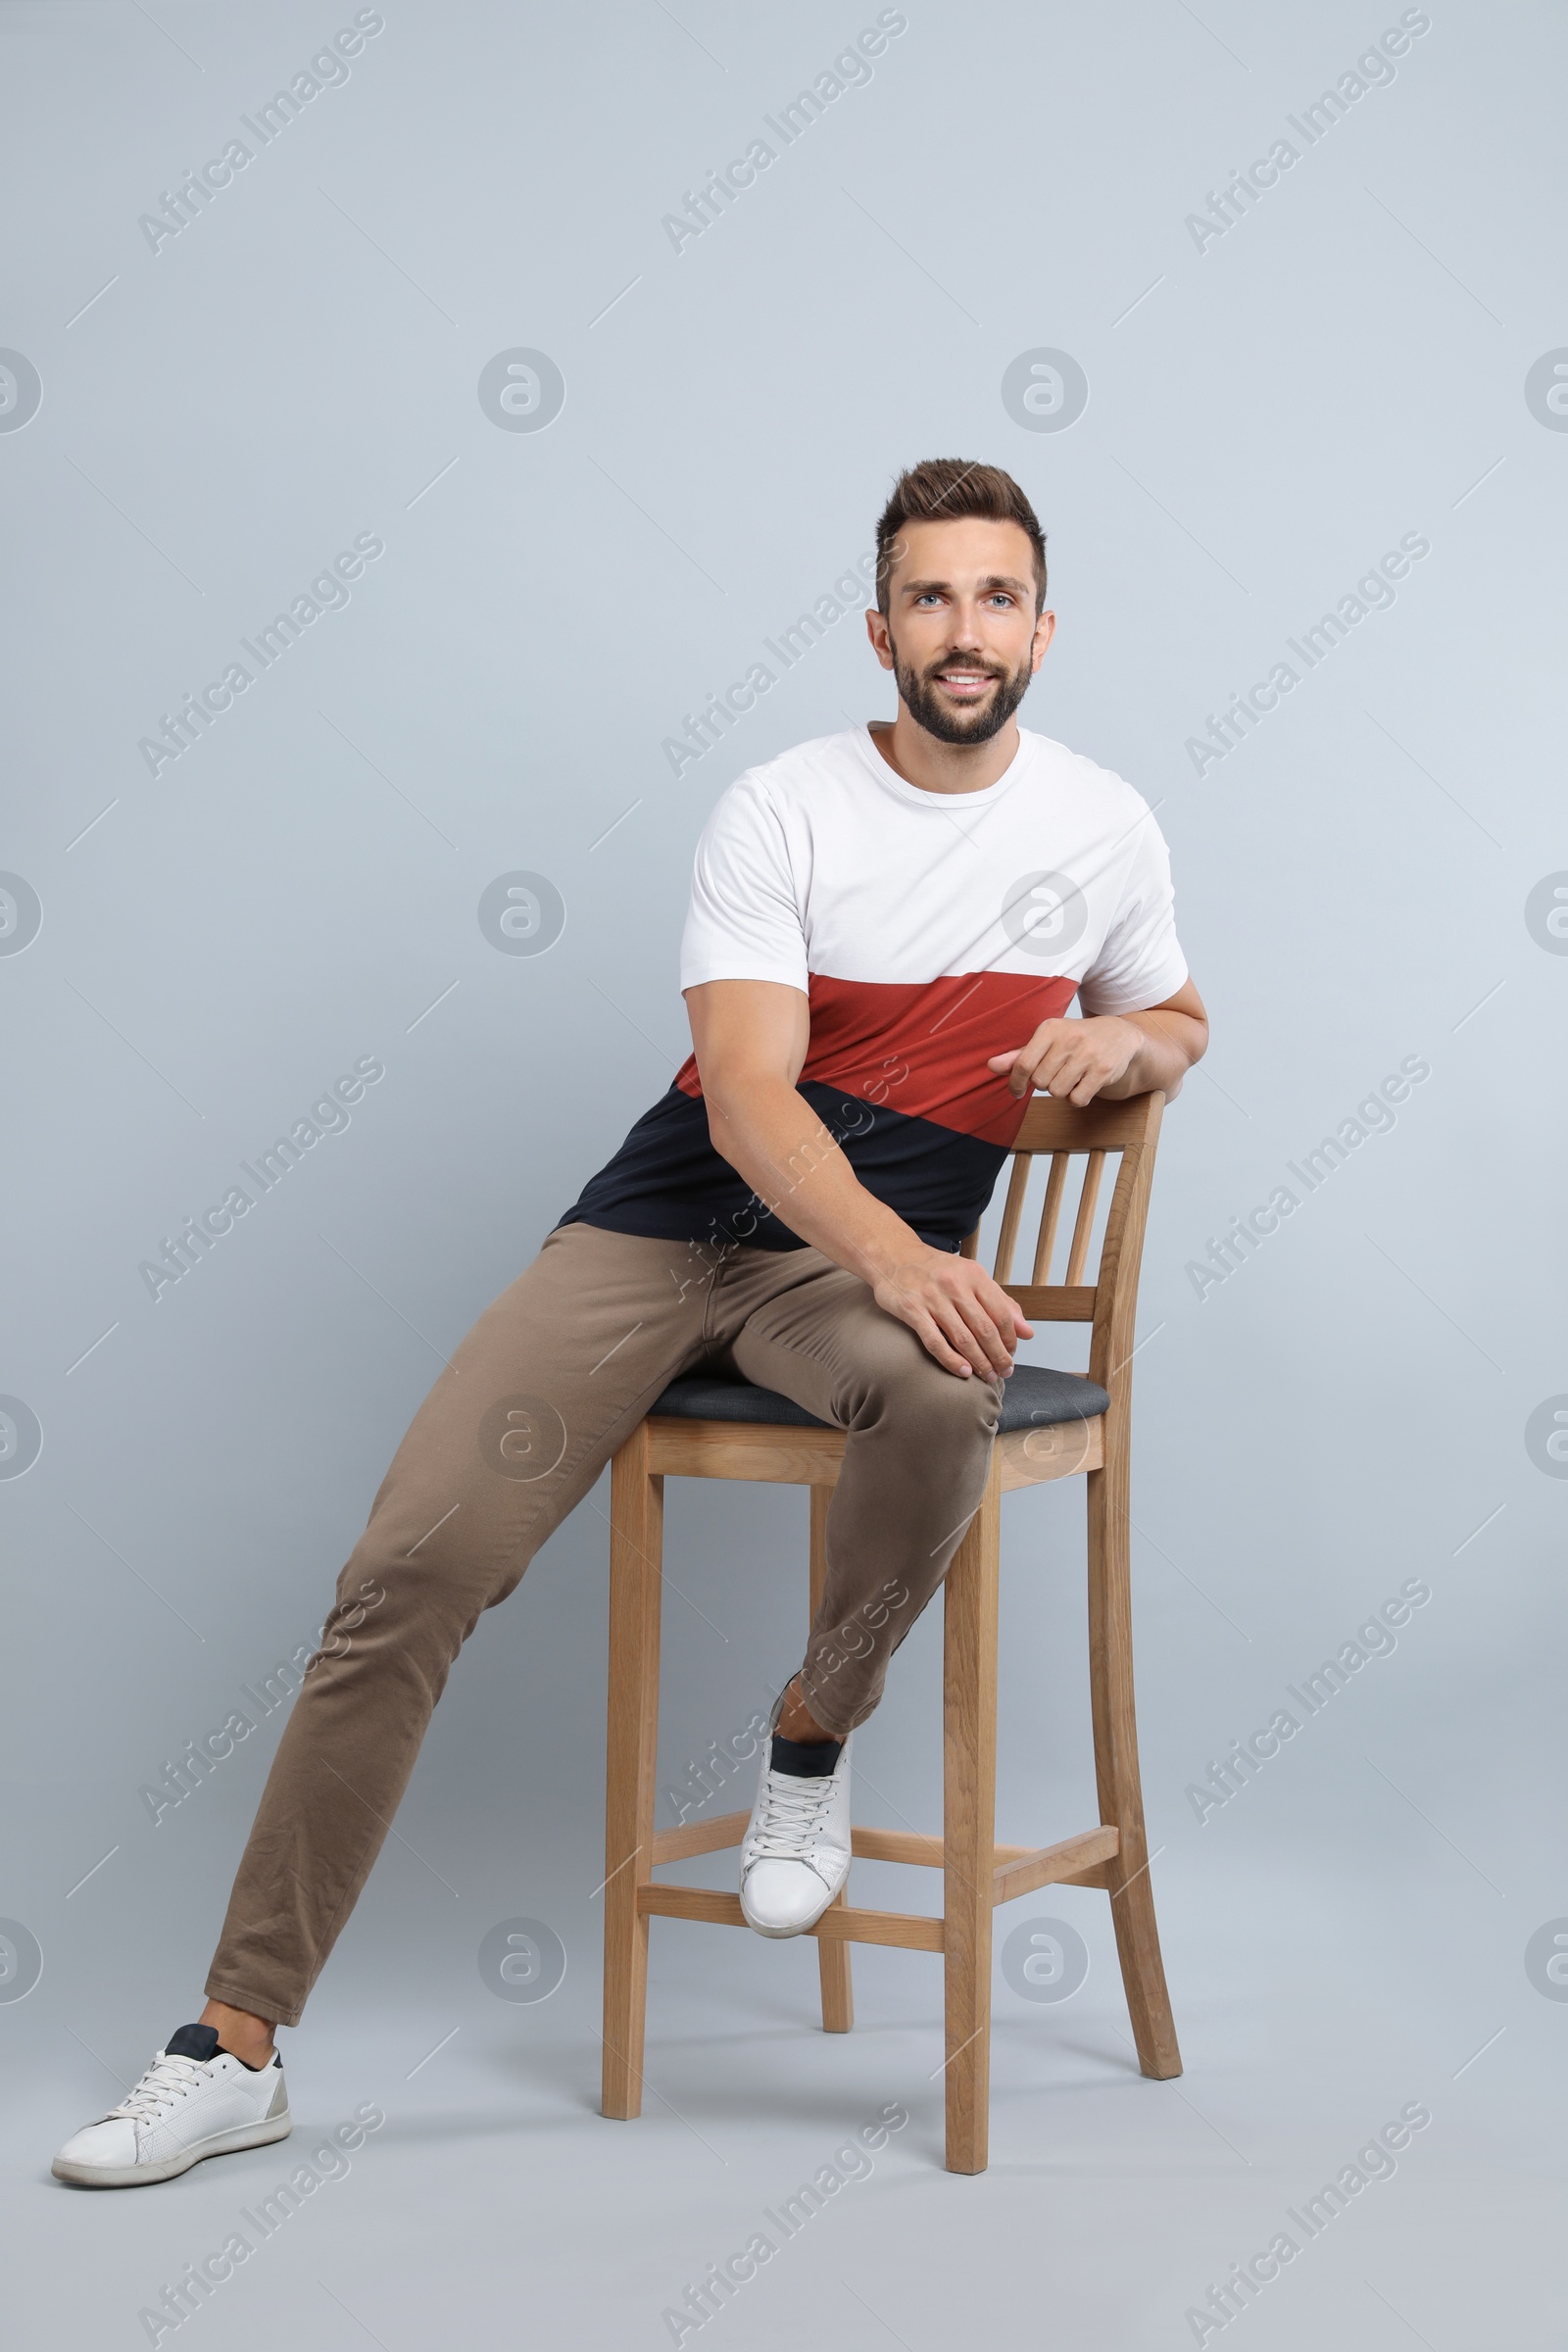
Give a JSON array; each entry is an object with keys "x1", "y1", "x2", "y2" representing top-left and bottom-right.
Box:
[{"x1": 959, "y1": 1091, "x2": 1164, "y2": 1401}]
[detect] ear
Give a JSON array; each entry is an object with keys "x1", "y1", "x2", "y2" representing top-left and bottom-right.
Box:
[
  {"x1": 864, "y1": 604, "x2": 895, "y2": 671},
  {"x1": 1029, "y1": 609, "x2": 1056, "y2": 673}
]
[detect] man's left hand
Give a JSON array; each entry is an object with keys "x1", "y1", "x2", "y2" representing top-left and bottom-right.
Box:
[{"x1": 988, "y1": 1015, "x2": 1145, "y2": 1105}]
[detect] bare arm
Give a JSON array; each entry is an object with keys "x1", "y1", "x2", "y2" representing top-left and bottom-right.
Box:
[
  {"x1": 986, "y1": 974, "x2": 1209, "y2": 1105},
  {"x1": 685, "y1": 979, "x2": 1033, "y2": 1380}
]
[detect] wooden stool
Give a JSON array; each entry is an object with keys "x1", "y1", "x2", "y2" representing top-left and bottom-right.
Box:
[{"x1": 600, "y1": 1090, "x2": 1181, "y2": 2173}]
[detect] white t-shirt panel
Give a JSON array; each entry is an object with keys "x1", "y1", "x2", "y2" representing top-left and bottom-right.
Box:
[{"x1": 679, "y1": 726, "x2": 1188, "y2": 1016}]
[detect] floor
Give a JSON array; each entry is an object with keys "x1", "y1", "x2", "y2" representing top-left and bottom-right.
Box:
[{"x1": 7, "y1": 1843, "x2": 1554, "y2": 2351}]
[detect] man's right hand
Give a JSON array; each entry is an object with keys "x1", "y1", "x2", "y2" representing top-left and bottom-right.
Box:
[{"x1": 870, "y1": 1246, "x2": 1035, "y2": 1379}]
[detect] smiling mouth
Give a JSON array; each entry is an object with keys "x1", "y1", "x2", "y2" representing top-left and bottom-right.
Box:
[{"x1": 932, "y1": 667, "x2": 1002, "y2": 699}]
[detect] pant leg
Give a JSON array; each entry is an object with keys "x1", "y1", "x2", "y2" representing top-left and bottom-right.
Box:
[
  {"x1": 718, "y1": 1250, "x2": 1002, "y2": 1737},
  {"x1": 205, "y1": 1221, "x2": 721, "y2": 2027}
]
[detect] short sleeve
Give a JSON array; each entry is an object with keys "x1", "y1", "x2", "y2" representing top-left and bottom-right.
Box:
[
  {"x1": 679, "y1": 776, "x2": 808, "y2": 994},
  {"x1": 1076, "y1": 801, "x2": 1189, "y2": 1015}
]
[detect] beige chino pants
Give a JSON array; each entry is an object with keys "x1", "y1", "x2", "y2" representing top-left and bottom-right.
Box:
[{"x1": 206, "y1": 1219, "x2": 1002, "y2": 2026}]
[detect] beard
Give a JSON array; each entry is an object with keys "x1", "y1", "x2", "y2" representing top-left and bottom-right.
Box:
[{"x1": 892, "y1": 638, "x2": 1034, "y2": 746}]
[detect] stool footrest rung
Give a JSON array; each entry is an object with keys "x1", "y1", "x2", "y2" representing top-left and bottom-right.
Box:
[
  {"x1": 646, "y1": 1816, "x2": 1118, "y2": 1886},
  {"x1": 992, "y1": 1825, "x2": 1120, "y2": 1905},
  {"x1": 639, "y1": 1884, "x2": 944, "y2": 1952},
  {"x1": 650, "y1": 1809, "x2": 751, "y2": 1864}
]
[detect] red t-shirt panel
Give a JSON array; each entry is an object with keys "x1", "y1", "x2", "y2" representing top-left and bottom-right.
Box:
[{"x1": 673, "y1": 969, "x2": 1078, "y2": 1148}]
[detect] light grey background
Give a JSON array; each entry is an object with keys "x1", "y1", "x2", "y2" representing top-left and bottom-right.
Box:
[{"x1": 3, "y1": 2, "x2": 1564, "y2": 2345}]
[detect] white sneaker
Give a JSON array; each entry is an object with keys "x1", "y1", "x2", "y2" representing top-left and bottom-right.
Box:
[
  {"x1": 52, "y1": 2024, "x2": 291, "y2": 2188},
  {"x1": 739, "y1": 1707, "x2": 853, "y2": 1938}
]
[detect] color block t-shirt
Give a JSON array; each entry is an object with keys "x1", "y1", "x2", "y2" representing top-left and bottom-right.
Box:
[{"x1": 559, "y1": 725, "x2": 1187, "y2": 1254}]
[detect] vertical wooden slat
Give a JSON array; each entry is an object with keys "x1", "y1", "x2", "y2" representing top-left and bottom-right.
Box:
[
  {"x1": 1031, "y1": 1153, "x2": 1070, "y2": 1284},
  {"x1": 602, "y1": 1422, "x2": 664, "y2": 2119},
  {"x1": 992, "y1": 1153, "x2": 1033, "y2": 1285},
  {"x1": 1063, "y1": 1150, "x2": 1106, "y2": 1287},
  {"x1": 809, "y1": 1485, "x2": 854, "y2": 2034},
  {"x1": 943, "y1": 1455, "x2": 1003, "y2": 2174}
]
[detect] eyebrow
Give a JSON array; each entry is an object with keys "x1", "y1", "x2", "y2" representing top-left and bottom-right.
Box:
[{"x1": 899, "y1": 573, "x2": 1033, "y2": 597}]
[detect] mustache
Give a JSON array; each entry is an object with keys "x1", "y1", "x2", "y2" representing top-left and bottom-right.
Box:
[{"x1": 922, "y1": 656, "x2": 1010, "y2": 684}]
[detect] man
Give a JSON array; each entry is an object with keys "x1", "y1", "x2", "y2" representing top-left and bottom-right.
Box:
[{"x1": 53, "y1": 458, "x2": 1206, "y2": 2186}]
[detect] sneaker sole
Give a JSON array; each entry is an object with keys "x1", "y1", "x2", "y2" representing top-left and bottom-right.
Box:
[
  {"x1": 741, "y1": 1912, "x2": 821, "y2": 1939},
  {"x1": 51, "y1": 2109, "x2": 292, "y2": 2188}
]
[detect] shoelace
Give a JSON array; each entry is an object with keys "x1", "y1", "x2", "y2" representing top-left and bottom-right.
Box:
[
  {"x1": 748, "y1": 1769, "x2": 839, "y2": 1862},
  {"x1": 104, "y1": 2050, "x2": 210, "y2": 2125}
]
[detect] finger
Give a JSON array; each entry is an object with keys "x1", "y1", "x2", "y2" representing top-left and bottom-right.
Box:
[
  {"x1": 993, "y1": 1045, "x2": 1035, "y2": 1097},
  {"x1": 1011, "y1": 1031, "x2": 1069, "y2": 1096},
  {"x1": 947, "y1": 1293, "x2": 1015, "y2": 1376},
  {"x1": 1025, "y1": 1036, "x2": 1079, "y2": 1098},
  {"x1": 990, "y1": 1023, "x2": 1055, "y2": 1079},
  {"x1": 908, "y1": 1306, "x2": 977, "y2": 1377},
  {"x1": 1039, "y1": 1048, "x2": 1090, "y2": 1100},
  {"x1": 1065, "y1": 1057, "x2": 1108, "y2": 1104},
  {"x1": 998, "y1": 1026, "x2": 1060, "y2": 1097},
  {"x1": 929, "y1": 1299, "x2": 997, "y2": 1376},
  {"x1": 979, "y1": 1281, "x2": 1034, "y2": 1341}
]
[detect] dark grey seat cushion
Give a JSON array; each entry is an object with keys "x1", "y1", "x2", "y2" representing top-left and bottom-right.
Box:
[{"x1": 650, "y1": 1361, "x2": 1109, "y2": 1434}]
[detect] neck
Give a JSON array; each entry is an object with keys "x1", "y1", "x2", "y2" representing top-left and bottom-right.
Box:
[{"x1": 870, "y1": 708, "x2": 1021, "y2": 795}]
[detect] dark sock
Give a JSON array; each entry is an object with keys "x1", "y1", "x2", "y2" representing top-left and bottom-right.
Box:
[
  {"x1": 165, "y1": 2021, "x2": 271, "y2": 2070},
  {"x1": 164, "y1": 2023, "x2": 221, "y2": 2063},
  {"x1": 770, "y1": 1731, "x2": 843, "y2": 1778}
]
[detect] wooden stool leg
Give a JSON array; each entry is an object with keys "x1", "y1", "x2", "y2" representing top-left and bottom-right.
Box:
[
  {"x1": 942, "y1": 1457, "x2": 1002, "y2": 2175},
  {"x1": 1087, "y1": 1448, "x2": 1182, "y2": 2080},
  {"x1": 808, "y1": 1485, "x2": 854, "y2": 2034},
  {"x1": 602, "y1": 1422, "x2": 663, "y2": 2120}
]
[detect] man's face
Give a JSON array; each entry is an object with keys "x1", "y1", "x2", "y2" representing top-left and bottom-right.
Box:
[{"x1": 866, "y1": 517, "x2": 1054, "y2": 746}]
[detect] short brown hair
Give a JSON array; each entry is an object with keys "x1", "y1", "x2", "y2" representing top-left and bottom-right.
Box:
[{"x1": 875, "y1": 459, "x2": 1048, "y2": 613}]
